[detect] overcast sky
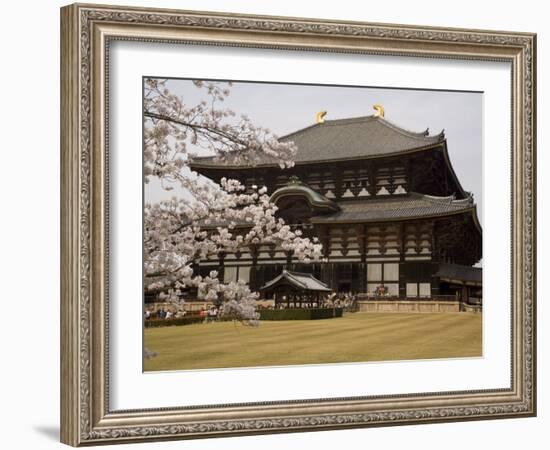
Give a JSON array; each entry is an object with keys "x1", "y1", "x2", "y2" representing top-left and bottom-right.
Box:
[{"x1": 145, "y1": 78, "x2": 483, "y2": 223}]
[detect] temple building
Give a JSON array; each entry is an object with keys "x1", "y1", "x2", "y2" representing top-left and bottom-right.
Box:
[{"x1": 191, "y1": 107, "x2": 482, "y2": 311}]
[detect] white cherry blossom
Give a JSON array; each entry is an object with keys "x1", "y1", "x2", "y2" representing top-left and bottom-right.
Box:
[{"x1": 144, "y1": 79, "x2": 322, "y2": 324}]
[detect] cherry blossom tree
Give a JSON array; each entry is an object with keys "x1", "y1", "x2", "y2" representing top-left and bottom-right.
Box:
[{"x1": 144, "y1": 79, "x2": 322, "y2": 325}]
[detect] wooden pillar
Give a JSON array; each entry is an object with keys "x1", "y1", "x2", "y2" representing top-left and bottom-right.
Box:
[
  {"x1": 356, "y1": 224, "x2": 367, "y2": 293},
  {"x1": 331, "y1": 263, "x2": 338, "y2": 291},
  {"x1": 398, "y1": 224, "x2": 407, "y2": 299},
  {"x1": 249, "y1": 245, "x2": 258, "y2": 291},
  {"x1": 319, "y1": 225, "x2": 331, "y2": 286},
  {"x1": 387, "y1": 165, "x2": 396, "y2": 194},
  {"x1": 367, "y1": 166, "x2": 378, "y2": 196},
  {"x1": 333, "y1": 168, "x2": 343, "y2": 200},
  {"x1": 264, "y1": 172, "x2": 276, "y2": 194},
  {"x1": 461, "y1": 285, "x2": 468, "y2": 303}
]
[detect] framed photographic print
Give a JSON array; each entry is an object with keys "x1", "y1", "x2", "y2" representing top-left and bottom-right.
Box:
[{"x1": 60, "y1": 3, "x2": 536, "y2": 446}]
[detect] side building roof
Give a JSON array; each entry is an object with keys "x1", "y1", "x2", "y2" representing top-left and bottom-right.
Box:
[
  {"x1": 191, "y1": 115, "x2": 445, "y2": 168},
  {"x1": 434, "y1": 263, "x2": 482, "y2": 286}
]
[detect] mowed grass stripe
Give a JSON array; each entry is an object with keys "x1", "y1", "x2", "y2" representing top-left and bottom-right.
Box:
[
  {"x1": 152, "y1": 314, "x2": 458, "y2": 352},
  {"x1": 145, "y1": 315, "x2": 410, "y2": 361},
  {"x1": 147, "y1": 316, "x2": 474, "y2": 364},
  {"x1": 144, "y1": 312, "x2": 482, "y2": 371},
  {"x1": 145, "y1": 313, "x2": 423, "y2": 348},
  {"x1": 144, "y1": 314, "x2": 478, "y2": 368},
  {"x1": 350, "y1": 316, "x2": 479, "y2": 360}
]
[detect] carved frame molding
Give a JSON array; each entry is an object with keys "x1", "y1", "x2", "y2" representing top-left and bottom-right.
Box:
[{"x1": 60, "y1": 3, "x2": 536, "y2": 446}]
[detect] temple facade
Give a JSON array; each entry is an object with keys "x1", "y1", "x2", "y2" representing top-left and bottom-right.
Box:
[{"x1": 191, "y1": 110, "x2": 482, "y2": 309}]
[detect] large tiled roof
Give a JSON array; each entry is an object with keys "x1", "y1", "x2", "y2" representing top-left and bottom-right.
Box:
[
  {"x1": 310, "y1": 192, "x2": 475, "y2": 224},
  {"x1": 259, "y1": 270, "x2": 332, "y2": 292},
  {"x1": 434, "y1": 263, "x2": 482, "y2": 285},
  {"x1": 191, "y1": 115, "x2": 445, "y2": 168}
]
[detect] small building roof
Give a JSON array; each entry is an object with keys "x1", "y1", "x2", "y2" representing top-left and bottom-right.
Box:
[
  {"x1": 310, "y1": 192, "x2": 476, "y2": 224},
  {"x1": 434, "y1": 263, "x2": 482, "y2": 286},
  {"x1": 259, "y1": 270, "x2": 332, "y2": 292},
  {"x1": 191, "y1": 115, "x2": 445, "y2": 168}
]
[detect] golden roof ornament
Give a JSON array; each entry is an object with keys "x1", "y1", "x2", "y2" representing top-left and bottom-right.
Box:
[
  {"x1": 373, "y1": 104, "x2": 385, "y2": 118},
  {"x1": 316, "y1": 110, "x2": 327, "y2": 124}
]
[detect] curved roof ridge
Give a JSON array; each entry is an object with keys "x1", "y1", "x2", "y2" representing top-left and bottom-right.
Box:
[
  {"x1": 286, "y1": 271, "x2": 331, "y2": 289},
  {"x1": 449, "y1": 196, "x2": 475, "y2": 206},
  {"x1": 283, "y1": 271, "x2": 308, "y2": 289},
  {"x1": 270, "y1": 179, "x2": 340, "y2": 212},
  {"x1": 263, "y1": 270, "x2": 331, "y2": 292},
  {"x1": 415, "y1": 192, "x2": 456, "y2": 203},
  {"x1": 411, "y1": 192, "x2": 474, "y2": 206},
  {"x1": 278, "y1": 121, "x2": 324, "y2": 141},
  {"x1": 376, "y1": 117, "x2": 445, "y2": 142},
  {"x1": 287, "y1": 270, "x2": 328, "y2": 282}
]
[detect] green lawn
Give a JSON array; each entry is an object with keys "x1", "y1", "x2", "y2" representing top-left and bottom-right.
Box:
[{"x1": 144, "y1": 312, "x2": 482, "y2": 371}]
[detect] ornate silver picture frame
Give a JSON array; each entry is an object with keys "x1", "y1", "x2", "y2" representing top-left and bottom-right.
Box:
[{"x1": 60, "y1": 3, "x2": 536, "y2": 446}]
